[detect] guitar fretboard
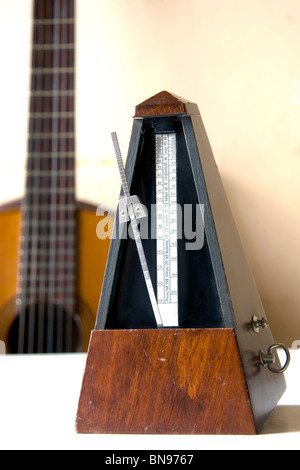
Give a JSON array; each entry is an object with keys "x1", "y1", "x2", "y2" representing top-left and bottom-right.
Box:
[{"x1": 17, "y1": 0, "x2": 76, "y2": 334}]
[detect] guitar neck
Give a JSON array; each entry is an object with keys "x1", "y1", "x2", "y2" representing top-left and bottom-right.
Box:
[
  {"x1": 18, "y1": 0, "x2": 76, "y2": 312},
  {"x1": 29, "y1": 0, "x2": 75, "y2": 180}
]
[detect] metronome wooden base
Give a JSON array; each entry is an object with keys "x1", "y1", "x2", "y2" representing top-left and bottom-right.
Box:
[{"x1": 76, "y1": 328, "x2": 257, "y2": 435}]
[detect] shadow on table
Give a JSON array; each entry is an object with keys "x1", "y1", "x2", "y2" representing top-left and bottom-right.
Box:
[{"x1": 261, "y1": 406, "x2": 300, "y2": 434}]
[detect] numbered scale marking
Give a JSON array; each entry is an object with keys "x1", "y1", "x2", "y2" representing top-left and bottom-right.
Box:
[{"x1": 155, "y1": 133, "x2": 178, "y2": 327}]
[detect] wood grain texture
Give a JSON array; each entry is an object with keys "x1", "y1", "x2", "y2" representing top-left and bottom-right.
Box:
[
  {"x1": 76, "y1": 328, "x2": 256, "y2": 435},
  {"x1": 134, "y1": 90, "x2": 198, "y2": 117}
]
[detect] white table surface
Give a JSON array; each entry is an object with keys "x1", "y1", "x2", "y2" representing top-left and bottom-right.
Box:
[{"x1": 0, "y1": 349, "x2": 299, "y2": 450}]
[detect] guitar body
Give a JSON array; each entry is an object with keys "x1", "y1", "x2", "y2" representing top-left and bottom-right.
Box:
[{"x1": 0, "y1": 200, "x2": 112, "y2": 353}]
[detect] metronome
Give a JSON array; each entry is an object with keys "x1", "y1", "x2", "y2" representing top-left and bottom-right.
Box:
[{"x1": 76, "y1": 91, "x2": 289, "y2": 435}]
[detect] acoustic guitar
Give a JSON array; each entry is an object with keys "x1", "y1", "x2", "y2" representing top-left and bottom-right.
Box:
[{"x1": 0, "y1": 0, "x2": 113, "y2": 353}]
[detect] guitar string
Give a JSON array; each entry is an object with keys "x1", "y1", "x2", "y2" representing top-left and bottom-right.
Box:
[
  {"x1": 62, "y1": 0, "x2": 68, "y2": 351},
  {"x1": 55, "y1": 0, "x2": 75, "y2": 353},
  {"x1": 16, "y1": 157, "x2": 26, "y2": 352},
  {"x1": 36, "y1": 0, "x2": 47, "y2": 353},
  {"x1": 63, "y1": 0, "x2": 74, "y2": 353},
  {"x1": 55, "y1": 0, "x2": 63, "y2": 352},
  {"x1": 70, "y1": 0, "x2": 76, "y2": 352},
  {"x1": 34, "y1": 3, "x2": 53, "y2": 352},
  {"x1": 17, "y1": 176, "x2": 29, "y2": 353},
  {"x1": 17, "y1": 2, "x2": 44, "y2": 354},
  {"x1": 59, "y1": 0, "x2": 69, "y2": 352},
  {"x1": 27, "y1": 11, "x2": 44, "y2": 354},
  {"x1": 55, "y1": 0, "x2": 68, "y2": 352},
  {"x1": 42, "y1": 0, "x2": 75, "y2": 352},
  {"x1": 17, "y1": 155, "x2": 30, "y2": 352},
  {"x1": 47, "y1": 0, "x2": 60, "y2": 353},
  {"x1": 36, "y1": 2, "x2": 49, "y2": 353},
  {"x1": 65, "y1": 0, "x2": 74, "y2": 352}
]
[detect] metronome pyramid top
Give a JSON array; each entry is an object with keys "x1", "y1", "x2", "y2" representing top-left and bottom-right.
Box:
[{"x1": 134, "y1": 90, "x2": 198, "y2": 117}]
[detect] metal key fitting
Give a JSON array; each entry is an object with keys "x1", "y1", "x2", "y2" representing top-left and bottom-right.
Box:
[{"x1": 259, "y1": 343, "x2": 290, "y2": 374}]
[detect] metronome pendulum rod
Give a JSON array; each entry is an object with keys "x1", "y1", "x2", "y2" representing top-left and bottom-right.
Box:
[{"x1": 111, "y1": 132, "x2": 163, "y2": 328}]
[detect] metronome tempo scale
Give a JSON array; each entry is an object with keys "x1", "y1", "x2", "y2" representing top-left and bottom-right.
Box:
[
  {"x1": 111, "y1": 130, "x2": 181, "y2": 328},
  {"x1": 76, "y1": 91, "x2": 290, "y2": 435}
]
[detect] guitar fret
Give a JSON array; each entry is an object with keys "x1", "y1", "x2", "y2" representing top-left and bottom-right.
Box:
[
  {"x1": 24, "y1": 206, "x2": 75, "y2": 214},
  {"x1": 26, "y1": 234, "x2": 75, "y2": 241},
  {"x1": 21, "y1": 287, "x2": 75, "y2": 294},
  {"x1": 33, "y1": 43, "x2": 74, "y2": 50},
  {"x1": 16, "y1": 297, "x2": 76, "y2": 307},
  {"x1": 22, "y1": 220, "x2": 75, "y2": 227},
  {"x1": 30, "y1": 112, "x2": 74, "y2": 119},
  {"x1": 20, "y1": 253, "x2": 76, "y2": 263},
  {"x1": 24, "y1": 204, "x2": 75, "y2": 210},
  {"x1": 22, "y1": 241, "x2": 75, "y2": 251},
  {"x1": 19, "y1": 267, "x2": 76, "y2": 280},
  {"x1": 20, "y1": 259, "x2": 76, "y2": 269},
  {"x1": 28, "y1": 151, "x2": 74, "y2": 157},
  {"x1": 23, "y1": 261, "x2": 75, "y2": 268},
  {"x1": 26, "y1": 172, "x2": 75, "y2": 182},
  {"x1": 27, "y1": 154, "x2": 74, "y2": 168},
  {"x1": 19, "y1": 270, "x2": 76, "y2": 281},
  {"x1": 32, "y1": 68, "x2": 74, "y2": 74},
  {"x1": 27, "y1": 187, "x2": 74, "y2": 194},
  {"x1": 23, "y1": 247, "x2": 75, "y2": 255},
  {"x1": 25, "y1": 180, "x2": 75, "y2": 189},
  {"x1": 34, "y1": 19, "x2": 74, "y2": 25},
  {"x1": 19, "y1": 277, "x2": 76, "y2": 289},
  {"x1": 29, "y1": 121, "x2": 74, "y2": 135},
  {"x1": 31, "y1": 90, "x2": 74, "y2": 97},
  {"x1": 29, "y1": 132, "x2": 75, "y2": 139},
  {"x1": 25, "y1": 197, "x2": 75, "y2": 207},
  {"x1": 26, "y1": 170, "x2": 74, "y2": 176},
  {"x1": 19, "y1": 254, "x2": 75, "y2": 268},
  {"x1": 23, "y1": 274, "x2": 76, "y2": 280}
]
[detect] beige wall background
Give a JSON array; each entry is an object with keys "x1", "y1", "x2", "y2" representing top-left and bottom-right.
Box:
[{"x1": 0, "y1": 0, "x2": 299, "y2": 345}]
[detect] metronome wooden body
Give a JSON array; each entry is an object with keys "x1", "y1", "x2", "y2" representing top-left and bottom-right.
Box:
[{"x1": 76, "y1": 91, "x2": 287, "y2": 435}]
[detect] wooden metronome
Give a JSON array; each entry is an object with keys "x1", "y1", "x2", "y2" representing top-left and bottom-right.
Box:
[{"x1": 76, "y1": 91, "x2": 289, "y2": 435}]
